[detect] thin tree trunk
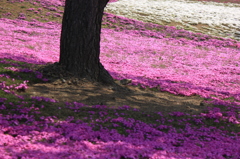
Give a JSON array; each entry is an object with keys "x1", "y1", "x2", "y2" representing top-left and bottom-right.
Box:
[{"x1": 59, "y1": 0, "x2": 114, "y2": 84}]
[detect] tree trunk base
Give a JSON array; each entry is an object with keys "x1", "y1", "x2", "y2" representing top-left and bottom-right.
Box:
[
  {"x1": 96, "y1": 64, "x2": 116, "y2": 85},
  {"x1": 35, "y1": 62, "x2": 119, "y2": 87}
]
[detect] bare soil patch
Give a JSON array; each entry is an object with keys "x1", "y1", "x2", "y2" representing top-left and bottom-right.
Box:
[{"x1": 26, "y1": 63, "x2": 211, "y2": 115}]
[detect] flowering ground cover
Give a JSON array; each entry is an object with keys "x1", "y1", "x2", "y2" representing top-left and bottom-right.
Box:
[
  {"x1": 0, "y1": 59, "x2": 239, "y2": 158},
  {"x1": 0, "y1": 0, "x2": 240, "y2": 158},
  {"x1": 105, "y1": 0, "x2": 240, "y2": 40},
  {"x1": 0, "y1": 60, "x2": 239, "y2": 159},
  {"x1": 1, "y1": 16, "x2": 239, "y2": 106}
]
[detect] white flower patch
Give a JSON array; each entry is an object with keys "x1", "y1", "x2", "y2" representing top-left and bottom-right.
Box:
[{"x1": 105, "y1": 0, "x2": 240, "y2": 39}]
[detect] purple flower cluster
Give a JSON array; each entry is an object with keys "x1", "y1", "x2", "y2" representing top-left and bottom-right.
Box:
[
  {"x1": 169, "y1": 112, "x2": 186, "y2": 117},
  {"x1": 3, "y1": 65, "x2": 48, "y2": 82},
  {"x1": 0, "y1": 98, "x2": 239, "y2": 158},
  {"x1": 201, "y1": 108, "x2": 240, "y2": 124},
  {"x1": 0, "y1": 75, "x2": 28, "y2": 92},
  {"x1": 27, "y1": 8, "x2": 35, "y2": 11},
  {"x1": 31, "y1": 96, "x2": 57, "y2": 103},
  {"x1": 14, "y1": 80, "x2": 28, "y2": 91},
  {"x1": 2, "y1": 12, "x2": 12, "y2": 17},
  {"x1": 18, "y1": 13, "x2": 26, "y2": 20}
]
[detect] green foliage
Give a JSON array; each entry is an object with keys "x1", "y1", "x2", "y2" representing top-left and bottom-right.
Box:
[{"x1": 0, "y1": 0, "x2": 63, "y2": 23}]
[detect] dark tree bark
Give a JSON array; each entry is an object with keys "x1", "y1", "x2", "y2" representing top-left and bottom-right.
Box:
[{"x1": 59, "y1": 0, "x2": 114, "y2": 84}]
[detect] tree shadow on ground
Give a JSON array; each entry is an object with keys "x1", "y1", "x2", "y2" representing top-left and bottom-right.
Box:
[
  {"x1": 1, "y1": 56, "x2": 239, "y2": 159},
  {"x1": 0, "y1": 54, "x2": 215, "y2": 115},
  {"x1": 23, "y1": 62, "x2": 210, "y2": 116}
]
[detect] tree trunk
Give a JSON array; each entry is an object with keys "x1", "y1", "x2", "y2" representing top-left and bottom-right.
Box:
[{"x1": 59, "y1": 0, "x2": 114, "y2": 84}]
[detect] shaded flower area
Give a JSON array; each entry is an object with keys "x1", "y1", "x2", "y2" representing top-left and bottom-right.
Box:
[{"x1": 0, "y1": 92, "x2": 239, "y2": 158}]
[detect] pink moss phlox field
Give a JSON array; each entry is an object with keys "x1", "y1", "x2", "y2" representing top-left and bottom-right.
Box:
[
  {"x1": 0, "y1": 0, "x2": 240, "y2": 158},
  {"x1": 0, "y1": 12, "x2": 240, "y2": 107},
  {"x1": 0, "y1": 18, "x2": 61, "y2": 64},
  {"x1": 0, "y1": 97, "x2": 240, "y2": 158}
]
